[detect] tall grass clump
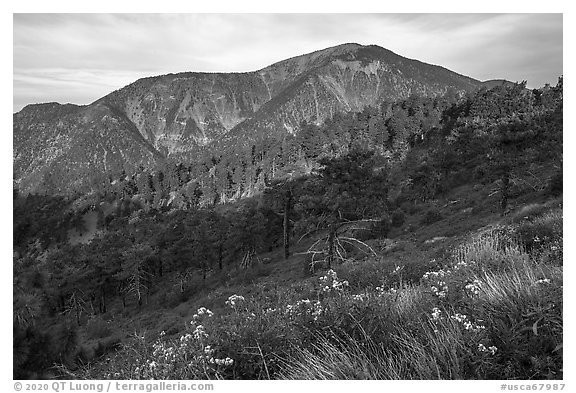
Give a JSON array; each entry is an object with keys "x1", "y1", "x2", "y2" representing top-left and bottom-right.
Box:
[
  {"x1": 514, "y1": 209, "x2": 562, "y2": 260},
  {"x1": 469, "y1": 261, "x2": 563, "y2": 379},
  {"x1": 452, "y1": 228, "x2": 529, "y2": 273},
  {"x1": 281, "y1": 207, "x2": 562, "y2": 380},
  {"x1": 278, "y1": 333, "x2": 392, "y2": 380}
]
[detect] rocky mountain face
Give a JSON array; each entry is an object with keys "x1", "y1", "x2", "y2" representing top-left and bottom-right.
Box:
[
  {"x1": 14, "y1": 43, "x2": 484, "y2": 195},
  {"x1": 13, "y1": 102, "x2": 162, "y2": 194}
]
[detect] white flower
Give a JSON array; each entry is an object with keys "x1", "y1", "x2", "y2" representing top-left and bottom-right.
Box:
[
  {"x1": 193, "y1": 324, "x2": 208, "y2": 340},
  {"x1": 320, "y1": 270, "x2": 348, "y2": 292},
  {"x1": 431, "y1": 307, "x2": 442, "y2": 320},
  {"x1": 226, "y1": 294, "x2": 245, "y2": 308},
  {"x1": 465, "y1": 279, "x2": 482, "y2": 296},
  {"x1": 430, "y1": 285, "x2": 448, "y2": 298},
  {"x1": 536, "y1": 278, "x2": 551, "y2": 284},
  {"x1": 451, "y1": 313, "x2": 467, "y2": 323},
  {"x1": 196, "y1": 307, "x2": 214, "y2": 317},
  {"x1": 478, "y1": 343, "x2": 498, "y2": 355},
  {"x1": 352, "y1": 293, "x2": 368, "y2": 301},
  {"x1": 452, "y1": 313, "x2": 484, "y2": 332},
  {"x1": 392, "y1": 265, "x2": 404, "y2": 275},
  {"x1": 210, "y1": 357, "x2": 234, "y2": 366}
]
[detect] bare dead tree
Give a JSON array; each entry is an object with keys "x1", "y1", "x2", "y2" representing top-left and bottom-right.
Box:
[
  {"x1": 173, "y1": 268, "x2": 194, "y2": 293},
  {"x1": 63, "y1": 290, "x2": 87, "y2": 326},
  {"x1": 298, "y1": 219, "x2": 378, "y2": 273},
  {"x1": 240, "y1": 247, "x2": 256, "y2": 269}
]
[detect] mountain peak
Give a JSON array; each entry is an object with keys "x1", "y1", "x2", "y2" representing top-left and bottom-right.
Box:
[
  {"x1": 14, "y1": 43, "x2": 485, "y2": 194},
  {"x1": 324, "y1": 42, "x2": 364, "y2": 53}
]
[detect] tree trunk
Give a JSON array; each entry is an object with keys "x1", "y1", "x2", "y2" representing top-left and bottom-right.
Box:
[
  {"x1": 218, "y1": 242, "x2": 223, "y2": 270},
  {"x1": 89, "y1": 294, "x2": 96, "y2": 315},
  {"x1": 327, "y1": 224, "x2": 336, "y2": 269},
  {"x1": 75, "y1": 305, "x2": 81, "y2": 326},
  {"x1": 283, "y1": 189, "x2": 292, "y2": 260},
  {"x1": 501, "y1": 172, "x2": 510, "y2": 216},
  {"x1": 100, "y1": 285, "x2": 106, "y2": 314}
]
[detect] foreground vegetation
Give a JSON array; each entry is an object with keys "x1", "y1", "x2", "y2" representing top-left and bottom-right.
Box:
[
  {"x1": 58, "y1": 202, "x2": 559, "y2": 380},
  {"x1": 13, "y1": 80, "x2": 563, "y2": 379}
]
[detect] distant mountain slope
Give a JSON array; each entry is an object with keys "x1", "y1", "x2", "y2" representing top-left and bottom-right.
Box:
[
  {"x1": 14, "y1": 43, "x2": 487, "y2": 195},
  {"x1": 100, "y1": 43, "x2": 482, "y2": 152},
  {"x1": 225, "y1": 44, "x2": 480, "y2": 145},
  {"x1": 13, "y1": 102, "x2": 163, "y2": 194}
]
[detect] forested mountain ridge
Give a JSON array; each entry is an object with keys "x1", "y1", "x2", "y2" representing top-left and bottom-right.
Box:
[{"x1": 14, "y1": 43, "x2": 486, "y2": 195}]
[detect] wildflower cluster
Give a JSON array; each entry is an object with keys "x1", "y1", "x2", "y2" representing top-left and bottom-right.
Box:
[
  {"x1": 422, "y1": 260, "x2": 478, "y2": 299},
  {"x1": 209, "y1": 357, "x2": 234, "y2": 366},
  {"x1": 285, "y1": 299, "x2": 323, "y2": 321},
  {"x1": 319, "y1": 269, "x2": 349, "y2": 293},
  {"x1": 478, "y1": 343, "x2": 498, "y2": 355},
  {"x1": 391, "y1": 265, "x2": 405, "y2": 275},
  {"x1": 129, "y1": 306, "x2": 235, "y2": 380},
  {"x1": 453, "y1": 260, "x2": 475, "y2": 270},
  {"x1": 422, "y1": 268, "x2": 450, "y2": 298},
  {"x1": 193, "y1": 307, "x2": 214, "y2": 319},
  {"x1": 430, "y1": 307, "x2": 442, "y2": 320},
  {"x1": 429, "y1": 308, "x2": 486, "y2": 335},
  {"x1": 424, "y1": 260, "x2": 475, "y2": 279},
  {"x1": 422, "y1": 268, "x2": 450, "y2": 281},
  {"x1": 450, "y1": 313, "x2": 486, "y2": 332},
  {"x1": 137, "y1": 337, "x2": 195, "y2": 379},
  {"x1": 351, "y1": 293, "x2": 370, "y2": 302},
  {"x1": 189, "y1": 307, "x2": 213, "y2": 343},
  {"x1": 192, "y1": 324, "x2": 208, "y2": 341},
  {"x1": 431, "y1": 283, "x2": 448, "y2": 298},
  {"x1": 225, "y1": 294, "x2": 245, "y2": 309},
  {"x1": 375, "y1": 286, "x2": 398, "y2": 296},
  {"x1": 464, "y1": 279, "x2": 483, "y2": 296},
  {"x1": 536, "y1": 278, "x2": 551, "y2": 285}
]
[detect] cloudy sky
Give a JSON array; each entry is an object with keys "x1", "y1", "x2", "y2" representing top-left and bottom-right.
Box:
[{"x1": 13, "y1": 13, "x2": 562, "y2": 112}]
